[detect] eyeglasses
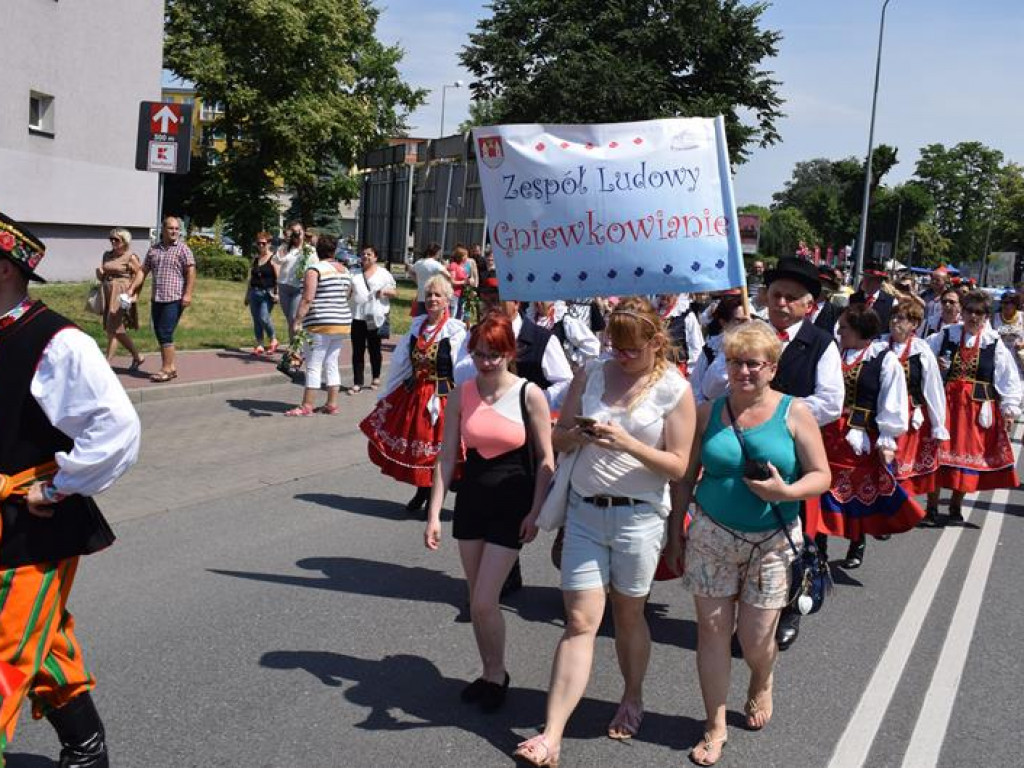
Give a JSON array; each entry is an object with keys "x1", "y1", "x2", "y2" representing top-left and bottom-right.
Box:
[
  {"x1": 941, "y1": 299, "x2": 959, "y2": 306},
  {"x1": 470, "y1": 350, "x2": 505, "y2": 363},
  {"x1": 108, "y1": 237, "x2": 121, "y2": 243},
  {"x1": 963, "y1": 308, "x2": 987, "y2": 317},
  {"x1": 256, "y1": 241, "x2": 268, "y2": 246},
  {"x1": 289, "y1": 231, "x2": 302, "y2": 238},
  {"x1": 726, "y1": 359, "x2": 772, "y2": 372},
  {"x1": 611, "y1": 344, "x2": 650, "y2": 360}
]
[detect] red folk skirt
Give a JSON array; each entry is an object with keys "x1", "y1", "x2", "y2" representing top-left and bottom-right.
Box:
[
  {"x1": 893, "y1": 410, "x2": 941, "y2": 495},
  {"x1": 936, "y1": 379, "x2": 1018, "y2": 492},
  {"x1": 360, "y1": 378, "x2": 456, "y2": 488},
  {"x1": 809, "y1": 417, "x2": 925, "y2": 540}
]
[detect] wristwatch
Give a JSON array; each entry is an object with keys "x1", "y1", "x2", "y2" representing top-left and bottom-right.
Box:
[{"x1": 41, "y1": 482, "x2": 66, "y2": 504}]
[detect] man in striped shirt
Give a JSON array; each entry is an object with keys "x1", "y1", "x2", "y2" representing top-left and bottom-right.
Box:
[{"x1": 131, "y1": 216, "x2": 196, "y2": 383}]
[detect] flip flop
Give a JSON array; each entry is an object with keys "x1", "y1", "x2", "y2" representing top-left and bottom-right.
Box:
[
  {"x1": 128, "y1": 356, "x2": 145, "y2": 372},
  {"x1": 607, "y1": 699, "x2": 643, "y2": 740},
  {"x1": 689, "y1": 732, "x2": 727, "y2": 766},
  {"x1": 150, "y1": 370, "x2": 177, "y2": 383}
]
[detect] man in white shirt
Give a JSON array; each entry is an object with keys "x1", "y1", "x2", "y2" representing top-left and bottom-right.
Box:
[
  {"x1": 0, "y1": 211, "x2": 140, "y2": 768},
  {"x1": 411, "y1": 242, "x2": 447, "y2": 315}
]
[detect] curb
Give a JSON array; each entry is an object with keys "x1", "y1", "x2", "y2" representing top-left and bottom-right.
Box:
[{"x1": 125, "y1": 373, "x2": 296, "y2": 404}]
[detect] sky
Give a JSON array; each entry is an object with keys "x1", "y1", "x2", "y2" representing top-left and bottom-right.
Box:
[{"x1": 375, "y1": 0, "x2": 1024, "y2": 206}]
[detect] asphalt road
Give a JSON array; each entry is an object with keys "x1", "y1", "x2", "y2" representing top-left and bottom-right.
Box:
[{"x1": 7, "y1": 382, "x2": 1024, "y2": 768}]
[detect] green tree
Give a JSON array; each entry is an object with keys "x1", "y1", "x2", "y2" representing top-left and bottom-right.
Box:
[
  {"x1": 914, "y1": 142, "x2": 1004, "y2": 263},
  {"x1": 906, "y1": 221, "x2": 952, "y2": 268},
  {"x1": 164, "y1": 0, "x2": 425, "y2": 248},
  {"x1": 457, "y1": 98, "x2": 505, "y2": 134},
  {"x1": 992, "y1": 162, "x2": 1024, "y2": 254},
  {"x1": 460, "y1": 0, "x2": 785, "y2": 164},
  {"x1": 867, "y1": 182, "x2": 932, "y2": 261},
  {"x1": 759, "y1": 207, "x2": 818, "y2": 260}
]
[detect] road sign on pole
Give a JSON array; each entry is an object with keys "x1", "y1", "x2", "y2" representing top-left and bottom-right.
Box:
[{"x1": 135, "y1": 101, "x2": 193, "y2": 175}]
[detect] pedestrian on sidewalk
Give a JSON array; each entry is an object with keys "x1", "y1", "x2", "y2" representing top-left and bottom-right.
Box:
[
  {"x1": 0, "y1": 210, "x2": 141, "y2": 767},
  {"x1": 285, "y1": 236, "x2": 361, "y2": 417},
  {"x1": 96, "y1": 227, "x2": 144, "y2": 370},
  {"x1": 130, "y1": 215, "x2": 196, "y2": 383},
  {"x1": 245, "y1": 232, "x2": 279, "y2": 356},
  {"x1": 274, "y1": 221, "x2": 317, "y2": 344},
  {"x1": 350, "y1": 245, "x2": 397, "y2": 394}
]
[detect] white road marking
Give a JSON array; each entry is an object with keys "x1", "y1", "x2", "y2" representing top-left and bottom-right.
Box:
[
  {"x1": 899, "y1": 489, "x2": 1008, "y2": 768},
  {"x1": 825, "y1": 503, "x2": 976, "y2": 768}
]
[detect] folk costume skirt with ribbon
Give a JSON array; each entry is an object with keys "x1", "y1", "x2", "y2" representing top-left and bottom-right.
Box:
[
  {"x1": 893, "y1": 411, "x2": 941, "y2": 495},
  {"x1": 937, "y1": 378, "x2": 1019, "y2": 492},
  {"x1": 809, "y1": 416, "x2": 925, "y2": 540}
]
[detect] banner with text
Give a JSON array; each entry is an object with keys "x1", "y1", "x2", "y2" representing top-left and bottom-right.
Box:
[{"x1": 473, "y1": 117, "x2": 744, "y2": 301}]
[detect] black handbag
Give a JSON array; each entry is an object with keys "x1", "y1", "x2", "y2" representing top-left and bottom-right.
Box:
[{"x1": 725, "y1": 399, "x2": 832, "y2": 615}]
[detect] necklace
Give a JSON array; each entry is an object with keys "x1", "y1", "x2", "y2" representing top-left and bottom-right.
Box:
[{"x1": 416, "y1": 311, "x2": 448, "y2": 352}]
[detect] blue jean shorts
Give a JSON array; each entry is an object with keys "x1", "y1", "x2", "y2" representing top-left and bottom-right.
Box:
[
  {"x1": 151, "y1": 300, "x2": 183, "y2": 346},
  {"x1": 560, "y1": 490, "x2": 667, "y2": 597}
]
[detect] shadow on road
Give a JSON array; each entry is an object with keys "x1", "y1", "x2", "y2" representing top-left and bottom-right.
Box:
[
  {"x1": 225, "y1": 397, "x2": 293, "y2": 416},
  {"x1": 259, "y1": 650, "x2": 704, "y2": 755},
  {"x1": 293, "y1": 492, "x2": 453, "y2": 522},
  {"x1": 5, "y1": 753, "x2": 56, "y2": 767}
]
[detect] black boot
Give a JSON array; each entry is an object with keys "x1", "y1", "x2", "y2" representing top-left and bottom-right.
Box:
[
  {"x1": 813, "y1": 533, "x2": 829, "y2": 562},
  {"x1": 919, "y1": 506, "x2": 939, "y2": 528},
  {"x1": 45, "y1": 692, "x2": 109, "y2": 768},
  {"x1": 500, "y1": 558, "x2": 523, "y2": 598},
  {"x1": 405, "y1": 487, "x2": 429, "y2": 518},
  {"x1": 843, "y1": 539, "x2": 866, "y2": 569},
  {"x1": 775, "y1": 608, "x2": 800, "y2": 650}
]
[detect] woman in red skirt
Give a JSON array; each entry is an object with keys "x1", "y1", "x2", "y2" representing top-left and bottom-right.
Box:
[
  {"x1": 810, "y1": 304, "x2": 924, "y2": 569},
  {"x1": 360, "y1": 274, "x2": 467, "y2": 515},
  {"x1": 925, "y1": 290, "x2": 1022, "y2": 525},
  {"x1": 883, "y1": 297, "x2": 949, "y2": 524}
]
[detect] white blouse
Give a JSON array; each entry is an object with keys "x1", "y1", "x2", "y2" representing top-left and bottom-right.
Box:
[
  {"x1": 926, "y1": 324, "x2": 1023, "y2": 416},
  {"x1": 841, "y1": 341, "x2": 908, "y2": 453},
  {"x1": 569, "y1": 360, "x2": 689, "y2": 515},
  {"x1": 881, "y1": 335, "x2": 950, "y2": 441}
]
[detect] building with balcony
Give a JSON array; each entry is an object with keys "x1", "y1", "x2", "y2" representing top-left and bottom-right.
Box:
[{"x1": 0, "y1": 1, "x2": 164, "y2": 281}]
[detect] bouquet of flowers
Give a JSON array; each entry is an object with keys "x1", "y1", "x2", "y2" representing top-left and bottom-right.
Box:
[{"x1": 277, "y1": 329, "x2": 309, "y2": 379}]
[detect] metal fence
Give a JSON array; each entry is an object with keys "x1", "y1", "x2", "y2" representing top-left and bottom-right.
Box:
[{"x1": 359, "y1": 134, "x2": 487, "y2": 267}]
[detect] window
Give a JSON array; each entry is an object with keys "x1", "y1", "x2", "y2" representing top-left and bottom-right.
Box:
[{"x1": 29, "y1": 91, "x2": 55, "y2": 137}]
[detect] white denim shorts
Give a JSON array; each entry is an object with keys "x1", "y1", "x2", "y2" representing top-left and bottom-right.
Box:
[{"x1": 560, "y1": 490, "x2": 667, "y2": 597}]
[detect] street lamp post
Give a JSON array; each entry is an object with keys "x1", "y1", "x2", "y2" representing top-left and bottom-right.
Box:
[
  {"x1": 439, "y1": 80, "x2": 463, "y2": 137},
  {"x1": 854, "y1": 0, "x2": 895, "y2": 285}
]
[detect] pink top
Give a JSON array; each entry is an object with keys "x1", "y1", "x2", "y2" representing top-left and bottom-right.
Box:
[
  {"x1": 448, "y1": 261, "x2": 467, "y2": 296},
  {"x1": 460, "y1": 379, "x2": 528, "y2": 459}
]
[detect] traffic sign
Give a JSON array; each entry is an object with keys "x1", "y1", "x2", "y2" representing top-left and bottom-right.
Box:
[{"x1": 135, "y1": 101, "x2": 193, "y2": 174}]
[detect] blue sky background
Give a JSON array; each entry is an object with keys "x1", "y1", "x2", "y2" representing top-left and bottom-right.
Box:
[{"x1": 376, "y1": 0, "x2": 1023, "y2": 205}]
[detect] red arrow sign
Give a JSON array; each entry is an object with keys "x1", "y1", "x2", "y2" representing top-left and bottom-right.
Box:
[{"x1": 150, "y1": 103, "x2": 181, "y2": 135}]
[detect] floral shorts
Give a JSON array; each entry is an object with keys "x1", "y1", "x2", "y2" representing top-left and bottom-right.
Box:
[{"x1": 681, "y1": 509, "x2": 802, "y2": 610}]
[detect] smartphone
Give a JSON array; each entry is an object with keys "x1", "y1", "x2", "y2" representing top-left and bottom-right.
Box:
[{"x1": 574, "y1": 416, "x2": 598, "y2": 431}]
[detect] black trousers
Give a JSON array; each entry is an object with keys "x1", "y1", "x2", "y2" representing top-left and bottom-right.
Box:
[{"x1": 351, "y1": 319, "x2": 383, "y2": 386}]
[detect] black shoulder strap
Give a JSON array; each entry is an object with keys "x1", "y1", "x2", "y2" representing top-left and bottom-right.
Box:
[{"x1": 519, "y1": 381, "x2": 535, "y2": 474}]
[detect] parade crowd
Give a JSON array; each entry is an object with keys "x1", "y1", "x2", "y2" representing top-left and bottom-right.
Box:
[{"x1": 1, "y1": 209, "x2": 1020, "y2": 767}]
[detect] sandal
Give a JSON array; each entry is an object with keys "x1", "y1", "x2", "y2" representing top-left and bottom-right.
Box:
[
  {"x1": 314, "y1": 404, "x2": 339, "y2": 415},
  {"x1": 284, "y1": 405, "x2": 315, "y2": 417},
  {"x1": 744, "y1": 689, "x2": 773, "y2": 730},
  {"x1": 268, "y1": 339, "x2": 279, "y2": 354},
  {"x1": 689, "y1": 732, "x2": 727, "y2": 766},
  {"x1": 369, "y1": 379, "x2": 380, "y2": 390},
  {"x1": 347, "y1": 385, "x2": 362, "y2": 395},
  {"x1": 514, "y1": 734, "x2": 559, "y2": 767},
  {"x1": 128, "y1": 355, "x2": 146, "y2": 372},
  {"x1": 607, "y1": 699, "x2": 643, "y2": 740},
  {"x1": 253, "y1": 345, "x2": 265, "y2": 356},
  {"x1": 149, "y1": 370, "x2": 177, "y2": 383}
]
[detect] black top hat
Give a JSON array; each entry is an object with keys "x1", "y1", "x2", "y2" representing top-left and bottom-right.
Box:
[
  {"x1": 764, "y1": 257, "x2": 821, "y2": 299},
  {"x1": 862, "y1": 260, "x2": 887, "y2": 278},
  {"x1": 817, "y1": 265, "x2": 840, "y2": 289},
  {"x1": 0, "y1": 212, "x2": 46, "y2": 283}
]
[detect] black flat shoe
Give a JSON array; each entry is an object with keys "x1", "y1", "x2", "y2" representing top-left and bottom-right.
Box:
[
  {"x1": 843, "y1": 540, "x2": 865, "y2": 569},
  {"x1": 500, "y1": 558, "x2": 523, "y2": 598},
  {"x1": 461, "y1": 677, "x2": 489, "y2": 703},
  {"x1": 479, "y1": 673, "x2": 510, "y2": 713},
  {"x1": 405, "y1": 487, "x2": 429, "y2": 514},
  {"x1": 918, "y1": 507, "x2": 939, "y2": 528},
  {"x1": 948, "y1": 507, "x2": 964, "y2": 524},
  {"x1": 775, "y1": 610, "x2": 800, "y2": 651}
]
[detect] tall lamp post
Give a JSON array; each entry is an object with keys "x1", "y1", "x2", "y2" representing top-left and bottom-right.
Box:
[
  {"x1": 439, "y1": 80, "x2": 463, "y2": 137},
  {"x1": 853, "y1": 0, "x2": 895, "y2": 285}
]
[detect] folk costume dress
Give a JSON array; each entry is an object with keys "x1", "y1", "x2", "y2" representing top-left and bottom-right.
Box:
[
  {"x1": 659, "y1": 294, "x2": 703, "y2": 377},
  {"x1": 882, "y1": 334, "x2": 949, "y2": 495},
  {"x1": 926, "y1": 325, "x2": 1022, "y2": 492},
  {"x1": 360, "y1": 314, "x2": 467, "y2": 487},
  {"x1": 810, "y1": 341, "x2": 926, "y2": 540}
]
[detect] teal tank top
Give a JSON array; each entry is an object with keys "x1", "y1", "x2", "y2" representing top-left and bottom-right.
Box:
[{"x1": 695, "y1": 395, "x2": 801, "y2": 532}]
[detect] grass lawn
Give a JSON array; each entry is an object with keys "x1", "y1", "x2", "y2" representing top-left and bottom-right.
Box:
[{"x1": 34, "y1": 277, "x2": 416, "y2": 352}]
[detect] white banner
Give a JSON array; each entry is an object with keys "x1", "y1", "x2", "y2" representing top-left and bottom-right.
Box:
[{"x1": 472, "y1": 117, "x2": 744, "y2": 301}]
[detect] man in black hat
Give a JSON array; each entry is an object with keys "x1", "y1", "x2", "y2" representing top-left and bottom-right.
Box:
[
  {"x1": 0, "y1": 212, "x2": 140, "y2": 767},
  {"x1": 810, "y1": 265, "x2": 842, "y2": 333},
  {"x1": 850, "y1": 260, "x2": 895, "y2": 329},
  {"x1": 701, "y1": 256, "x2": 842, "y2": 649}
]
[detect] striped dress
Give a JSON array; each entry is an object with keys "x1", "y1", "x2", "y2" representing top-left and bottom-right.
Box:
[{"x1": 303, "y1": 261, "x2": 354, "y2": 334}]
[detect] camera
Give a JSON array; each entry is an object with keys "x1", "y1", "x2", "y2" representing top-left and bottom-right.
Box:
[{"x1": 743, "y1": 460, "x2": 772, "y2": 481}]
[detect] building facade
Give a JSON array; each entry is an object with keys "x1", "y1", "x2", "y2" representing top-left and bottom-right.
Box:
[{"x1": 0, "y1": 1, "x2": 164, "y2": 281}]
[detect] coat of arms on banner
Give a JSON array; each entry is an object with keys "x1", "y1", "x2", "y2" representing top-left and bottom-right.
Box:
[{"x1": 477, "y1": 136, "x2": 504, "y2": 169}]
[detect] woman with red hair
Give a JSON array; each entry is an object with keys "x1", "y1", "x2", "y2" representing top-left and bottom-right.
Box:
[{"x1": 425, "y1": 311, "x2": 555, "y2": 714}]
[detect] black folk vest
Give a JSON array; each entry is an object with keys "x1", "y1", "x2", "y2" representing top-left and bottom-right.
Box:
[
  {"x1": 846, "y1": 352, "x2": 886, "y2": 432},
  {"x1": 771, "y1": 321, "x2": 835, "y2": 398},
  {"x1": 0, "y1": 302, "x2": 116, "y2": 567},
  {"x1": 516, "y1": 318, "x2": 553, "y2": 390}
]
